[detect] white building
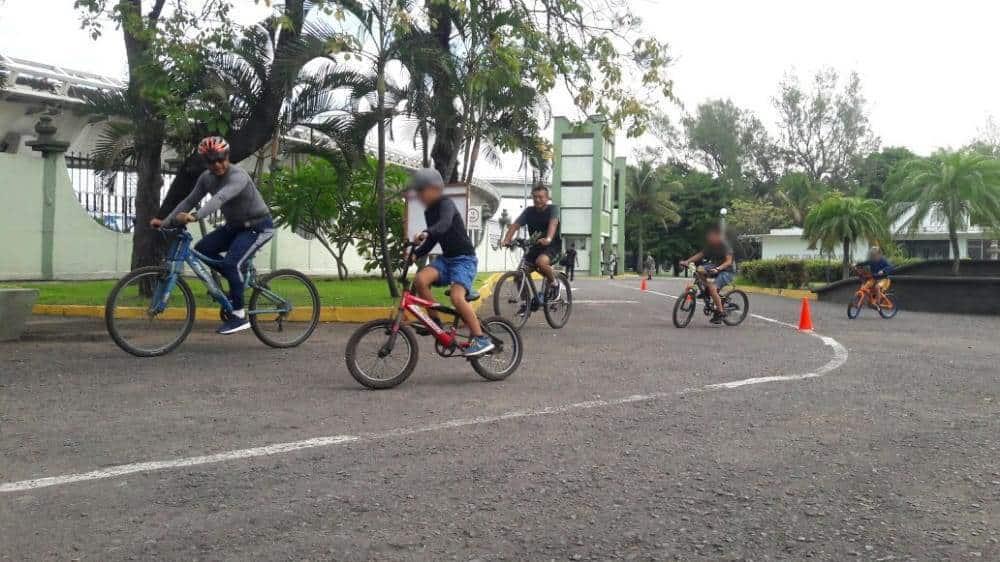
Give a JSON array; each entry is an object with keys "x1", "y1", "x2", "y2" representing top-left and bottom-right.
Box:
[{"x1": 760, "y1": 208, "x2": 1000, "y2": 261}]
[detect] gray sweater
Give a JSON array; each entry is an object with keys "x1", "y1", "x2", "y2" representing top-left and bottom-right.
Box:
[{"x1": 166, "y1": 166, "x2": 270, "y2": 226}]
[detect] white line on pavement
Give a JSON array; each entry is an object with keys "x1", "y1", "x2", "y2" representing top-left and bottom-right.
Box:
[
  {"x1": 0, "y1": 282, "x2": 848, "y2": 495},
  {"x1": 573, "y1": 299, "x2": 639, "y2": 304}
]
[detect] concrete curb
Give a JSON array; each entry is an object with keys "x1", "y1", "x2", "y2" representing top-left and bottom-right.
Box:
[
  {"x1": 31, "y1": 272, "x2": 506, "y2": 324},
  {"x1": 737, "y1": 285, "x2": 816, "y2": 301}
]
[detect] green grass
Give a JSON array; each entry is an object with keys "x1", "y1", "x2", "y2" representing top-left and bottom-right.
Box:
[{"x1": 2, "y1": 272, "x2": 493, "y2": 308}]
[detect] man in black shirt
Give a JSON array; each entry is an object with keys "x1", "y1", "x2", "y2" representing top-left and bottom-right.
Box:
[
  {"x1": 501, "y1": 185, "x2": 562, "y2": 300},
  {"x1": 680, "y1": 224, "x2": 735, "y2": 324},
  {"x1": 409, "y1": 168, "x2": 493, "y2": 357},
  {"x1": 563, "y1": 244, "x2": 578, "y2": 281}
]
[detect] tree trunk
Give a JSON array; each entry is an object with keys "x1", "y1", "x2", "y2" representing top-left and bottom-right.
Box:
[
  {"x1": 841, "y1": 237, "x2": 851, "y2": 280},
  {"x1": 950, "y1": 230, "x2": 961, "y2": 274},
  {"x1": 131, "y1": 134, "x2": 167, "y2": 271},
  {"x1": 376, "y1": 69, "x2": 399, "y2": 298},
  {"x1": 428, "y1": 2, "x2": 461, "y2": 182}
]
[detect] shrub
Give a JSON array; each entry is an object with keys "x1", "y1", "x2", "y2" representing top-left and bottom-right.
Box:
[{"x1": 738, "y1": 257, "x2": 920, "y2": 288}]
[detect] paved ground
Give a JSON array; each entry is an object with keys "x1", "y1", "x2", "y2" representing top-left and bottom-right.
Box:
[{"x1": 2, "y1": 277, "x2": 999, "y2": 561}]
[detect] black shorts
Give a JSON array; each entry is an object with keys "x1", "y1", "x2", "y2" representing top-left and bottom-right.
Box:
[{"x1": 524, "y1": 244, "x2": 559, "y2": 264}]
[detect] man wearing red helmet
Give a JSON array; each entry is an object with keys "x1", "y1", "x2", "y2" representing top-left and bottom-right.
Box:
[{"x1": 151, "y1": 136, "x2": 273, "y2": 334}]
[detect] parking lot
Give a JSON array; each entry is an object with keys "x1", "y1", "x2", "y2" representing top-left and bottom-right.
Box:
[{"x1": 2, "y1": 277, "x2": 999, "y2": 560}]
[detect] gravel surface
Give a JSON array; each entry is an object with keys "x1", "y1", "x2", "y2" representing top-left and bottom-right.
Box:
[{"x1": 2, "y1": 277, "x2": 999, "y2": 561}]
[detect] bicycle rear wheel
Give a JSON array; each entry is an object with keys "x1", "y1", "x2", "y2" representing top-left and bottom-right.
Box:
[
  {"x1": 345, "y1": 320, "x2": 419, "y2": 389},
  {"x1": 105, "y1": 266, "x2": 195, "y2": 357},
  {"x1": 672, "y1": 289, "x2": 697, "y2": 328},
  {"x1": 721, "y1": 289, "x2": 749, "y2": 326},
  {"x1": 470, "y1": 316, "x2": 523, "y2": 381},
  {"x1": 492, "y1": 271, "x2": 530, "y2": 330},
  {"x1": 543, "y1": 273, "x2": 573, "y2": 329},
  {"x1": 249, "y1": 269, "x2": 320, "y2": 348}
]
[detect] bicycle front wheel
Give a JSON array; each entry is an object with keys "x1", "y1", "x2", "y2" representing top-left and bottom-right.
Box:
[
  {"x1": 492, "y1": 271, "x2": 530, "y2": 330},
  {"x1": 345, "y1": 320, "x2": 419, "y2": 389},
  {"x1": 471, "y1": 316, "x2": 523, "y2": 381},
  {"x1": 672, "y1": 289, "x2": 697, "y2": 328},
  {"x1": 543, "y1": 273, "x2": 573, "y2": 329},
  {"x1": 847, "y1": 293, "x2": 864, "y2": 319},
  {"x1": 105, "y1": 266, "x2": 195, "y2": 357},
  {"x1": 249, "y1": 269, "x2": 321, "y2": 348},
  {"x1": 878, "y1": 293, "x2": 898, "y2": 319}
]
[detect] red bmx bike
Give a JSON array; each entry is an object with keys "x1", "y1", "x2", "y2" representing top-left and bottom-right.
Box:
[{"x1": 344, "y1": 243, "x2": 523, "y2": 389}]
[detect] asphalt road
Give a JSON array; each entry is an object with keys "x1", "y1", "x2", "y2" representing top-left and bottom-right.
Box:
[{"x1": 2, "y1": 277, "x2": 999, "y2": 561}]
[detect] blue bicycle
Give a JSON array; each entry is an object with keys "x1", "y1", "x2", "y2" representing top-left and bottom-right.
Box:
[{"x1": 105, "y1": 225, "x2": 320, "y2": 357}]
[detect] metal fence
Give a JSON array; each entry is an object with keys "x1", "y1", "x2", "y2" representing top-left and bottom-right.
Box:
[{"x1": 66, "y1": 153, "x2": 177, "y2": 233}]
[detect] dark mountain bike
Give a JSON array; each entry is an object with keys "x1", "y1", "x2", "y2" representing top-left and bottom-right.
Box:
[
  {"x1": 672, "y1": 264, "x2": 749, "y2": 328},
  {"x1": 492, "y1": 237, "x2": 573, "y2": 330}
]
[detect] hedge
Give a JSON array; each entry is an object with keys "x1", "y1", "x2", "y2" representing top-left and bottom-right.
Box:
[{"x1": 739, "y1": 258, "x2": 919, "y2": 289}]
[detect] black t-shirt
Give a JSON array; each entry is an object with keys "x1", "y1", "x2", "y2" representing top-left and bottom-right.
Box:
[
  {"x1": 701, "y1": 241, "x2": 734, "y2": 270},
  {"x1": 515, "y1": 204, "x2": 561, "y2": 247},
  {"x1": 414, "y1": 197, "x2": 475, "y2": 258}
]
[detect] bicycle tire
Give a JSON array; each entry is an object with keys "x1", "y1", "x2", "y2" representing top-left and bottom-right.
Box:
[
  {"x1": 672, "y1": 289, "x2": 697, "y2": 328},
  {"x1": 470, "y1": 316, "x2": 524, "y2": 381},
  {"x1": 543, "y1": 273, "x2": 573, "y2": 329},
  {"x1": 249, "y1": 268, "x2": 320, "y2": 348},
  {"x1": 492, "y1": 271, "x2": 530, "y2": 330},
  {"x1": 721, "y1": 289, "x2": 749, "y2": 326},
  {"x1": 878, "y1": 293, "x2": 898, "y2": 319},
  {"x1": 105, "y1": 266, "x2": 196, "y2": 357},
  {"x1": 847, "y1": 293, "x2": 864, "y2": 319},
  {"x1": 345, "y1": 320, "x2": 419, "y2": 389}
]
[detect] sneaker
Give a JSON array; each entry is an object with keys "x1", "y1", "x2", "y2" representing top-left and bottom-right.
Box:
[
  {"x1": 710, "y1": 311, "x2": 726, "y2": 325},
  {"x1": 531, "y1": 293, "x2": 543, "y2": 311},
  {"x1": 465, "y1": 335, "x2": 495, "y2": 357},
  {"x1": 217, "y1": 316, "x2": 251, "y2": 334},
  {"x1": 545, "y1": 281, "x2": 562, "y2": 302}
]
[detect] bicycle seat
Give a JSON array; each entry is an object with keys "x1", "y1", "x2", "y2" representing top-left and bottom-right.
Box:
[{"x1": 444, "y1": 288, "x2": 480, "y2": 302}]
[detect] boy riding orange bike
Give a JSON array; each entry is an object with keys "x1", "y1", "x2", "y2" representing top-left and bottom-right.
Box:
[{"x1": 855, "y1": 246, "x2": 894, "y2": 304}]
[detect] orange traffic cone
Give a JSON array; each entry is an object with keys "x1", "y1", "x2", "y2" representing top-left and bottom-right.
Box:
[
  {"x1": 640, "y1": 277, "x2": 648, "y2": 291},
  {"x1": 798, "y1": 297, "x2": 814, "y2": 332}
]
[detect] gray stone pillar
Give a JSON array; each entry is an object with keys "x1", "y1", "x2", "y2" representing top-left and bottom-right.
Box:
[{"x1": 26, "y1": 116, "x2": 70, "y2": 280}]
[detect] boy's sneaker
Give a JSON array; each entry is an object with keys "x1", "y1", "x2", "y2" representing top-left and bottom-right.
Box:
[
  {"x1": 710, "y1": 311, "x2": 726, "y2": 325},
  {"x1": 465, "y1": 335, "x2": 495, "y2": 357},
  {"x1": 218, "y1": 316, "x2": 251, "y2": 334}
]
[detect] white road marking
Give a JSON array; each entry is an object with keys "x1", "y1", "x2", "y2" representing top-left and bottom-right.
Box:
[
  {"x1": 0, "y1": 281, "x2": 849, "y2": 495},
  {"x1": 573, "y1": 299, "x2": 639, "y2": 304}
]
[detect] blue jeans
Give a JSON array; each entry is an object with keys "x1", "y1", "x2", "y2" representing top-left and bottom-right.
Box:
[
  {"x1": 195, "y1": 218, "x2": 274, "y2": 309},
  {"x1": 428, "y1": 255, "x2": 478, "y2": 293}
]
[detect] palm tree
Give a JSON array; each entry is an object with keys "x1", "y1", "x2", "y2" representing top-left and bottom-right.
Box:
[
  {"x1": 889, "y1": 150, "x2": 1000, "y2": 273},
  {"x1": 775, "y1": 172, "x2": 828, "y2": 226},
  {"x1": 626, "y1": 160, "x2": 681, "y2": 272},
  {"x1": 803, "y1": 195, "x2": 889, "y2": 279}
]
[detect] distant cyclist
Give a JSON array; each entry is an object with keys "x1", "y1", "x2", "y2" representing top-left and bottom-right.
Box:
[
  {"x1": 679, "y1": 224, "x2": 734, "y2": 324},
  {"x1": 855, "y1": 246, "x2": 894, "y2": 303},
  {"x1": 151, "y1": 136, "x2": 274, "y2": 335},
  {"x1": 501, "y1": 184, "x2": 562, "y2": 302}
]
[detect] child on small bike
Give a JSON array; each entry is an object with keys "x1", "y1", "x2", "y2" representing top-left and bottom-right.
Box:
[
  {"x1": 408, "y1": 168, "x2": 494, "y2": 357},
  {"x1": 679, "y1": 225, "x2": 734, "y2": 324},
  {"x1": 855, "y1": 246, "x2": 894, "y2": 303}
]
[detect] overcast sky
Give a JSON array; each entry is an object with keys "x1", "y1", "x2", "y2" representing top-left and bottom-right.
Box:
[{"x1": 2, "y1": 0, "x2": 998, "y2": 167}]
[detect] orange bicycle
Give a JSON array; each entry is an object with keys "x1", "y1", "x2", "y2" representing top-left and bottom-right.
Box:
[{"x1": 847, "y1": 267, "x2": 897, "y2": 319}]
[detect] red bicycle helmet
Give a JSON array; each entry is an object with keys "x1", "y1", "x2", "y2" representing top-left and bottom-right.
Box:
[{"x1": 198, "y1": 136, "x2": 230, "y2": 160}]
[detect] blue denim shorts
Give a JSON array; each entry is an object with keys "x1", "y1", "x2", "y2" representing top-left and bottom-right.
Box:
[
  {"x1": 429, "y1": 255, "x2": 478, "y2": 293},
  {"x1": 713, "y1": 270, "x2": 734, "y2": 290}
]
